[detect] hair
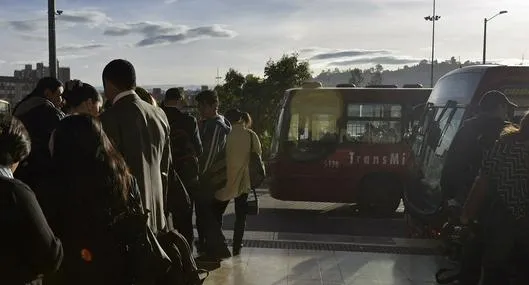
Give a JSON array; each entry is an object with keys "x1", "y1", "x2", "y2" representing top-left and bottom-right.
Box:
[
  {"x1": 102, "y1": 59, "x2": 136, "y2": 91},
  {"x1": 63, "y1": 80, "x2": 102, "y2": 109},
  {"x1": 135, "y1": 86, "x2": 157, "y2": 106},
  {"x1": 242, "y1": 112, "x2": 252, "y2": 128},
  {"x1": 30, "y1": 77, "x2": 63, "y2": 97},
  {"x1": 225, "y1": 109, "x2": 243, "y2": 123},
  {"x1": 165, "y1": 88, "x2": 183, "y2": 101},
  {"x1": 195, "y1": 90, "x2": 219, "y2": 106},
  {"x1": 500, "y1": 112, "x2": 529, "y2": 140},
  {"x1": 0, "y1": 114, "x2": 31, "y2": 166},
  {"x1": 51, "y1": 114, "x2": 132, "y2": 204}
]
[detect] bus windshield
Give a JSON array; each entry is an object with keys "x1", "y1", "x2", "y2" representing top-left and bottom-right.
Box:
[{"x1": 287, "y1": 90, "x2": 343, "y2": 144}]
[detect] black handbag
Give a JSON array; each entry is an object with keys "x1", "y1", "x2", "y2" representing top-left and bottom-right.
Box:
[
  {"x1": 248, "y1": 132, "x2": 265, "y2": 189},
  {"x1": 112, "y1": 178, "x2": 172, "y2": 284},
  {"x1": 246, "y1": 188, "x2": 259, "y2": 215}
]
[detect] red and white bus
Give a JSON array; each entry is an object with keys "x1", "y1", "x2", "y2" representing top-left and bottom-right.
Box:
[{"x1": 268, "y1": 85, "x2": 431, "y2": 215}]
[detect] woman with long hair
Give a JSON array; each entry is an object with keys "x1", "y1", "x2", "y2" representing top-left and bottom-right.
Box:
[
  {"x1": 461, "y1": 112, "x2": 529, "y2": 284},
  {"x1": 62, "y1": 80, "x2": 103, "y2": 116},
  {"x1": 47, "y1": 114, "x2": 136, "y2": 284},
  {"x1": 215, "y1": 109, "x2": 262, "y2": 256}
]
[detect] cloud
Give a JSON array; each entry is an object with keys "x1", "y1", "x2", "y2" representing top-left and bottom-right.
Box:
[
  {"x1": 56, "y1": 10, "x2": 110, "y2": 27},
  {"x1": 310, "y1": 49, "x2": 391, "y2": 60},
  {"x1": 57, "y1": 43, "x2": 107, "y2": 52},
  {"x1": 104, "y1": 21, "x2": 183, "y2": 37},
  {"x1": 105, "y1": 21, "x2": 237, "y2": 47},
  {"x1": 6, "y1": 20, "x2": 41, "y2": 32},
  {"x1": 164, "y1": 0, "x2": 178, "y2": 3},
  {"x1": 18, "y1": 34, "x2": 47, "y2": 41},
  {"x1": 328, "y1": 56, "x2": 422, "y2": 66}
]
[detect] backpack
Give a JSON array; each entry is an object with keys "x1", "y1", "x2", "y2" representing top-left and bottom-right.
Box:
[{"x1": 157, "y1": 230, "x2": 209, "y2": 285}]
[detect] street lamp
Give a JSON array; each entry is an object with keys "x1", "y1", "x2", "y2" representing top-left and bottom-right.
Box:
[
  {"x1": 48, "y1": 0, "x2": 57, "y2": 78},
  {"x1": 424, "y1": 0, "x2": 441, "y2": 88},
  {"x1": 483, "y1": 10, "x2": 508, "y2": 64}
]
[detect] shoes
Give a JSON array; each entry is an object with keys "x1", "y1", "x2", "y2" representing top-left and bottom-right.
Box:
[{"x1": 232, "y1": 244, "x2": 242, "y2": 256}]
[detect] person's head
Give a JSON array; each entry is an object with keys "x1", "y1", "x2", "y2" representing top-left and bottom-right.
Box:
[
  {"x1": 225, "y1": 109, "x2": 243, "y2": 124},
  {"x1": 479, "y1": 90, "x2": 517, "y2": 120},
  {"x1": 102, "y1": 59, "x2": 136, "y2": 102},
  {"x1": 195, "y1": 90, "x2": 219, "y2": 119},
  {"x1": 165, "y1": 88, "x2": 185, "y2": 108},
  {"x1": 241, "y1": 112, "x2": 252, "y2": 129},
  {"x1": 135, "y1": 86, "x2": 157, "y2": 106},
  {"x1": 31, "y1": 77, "x2": 64, "y2": 108},
  {"x1": 50, "y1": 114, "x2": 132, "y2": 201},
  {"x1": 63, "y1": 80, "x2": 103, "y2": 116},
  {"x1": 0, "y1": 114, "x2": 31, "y2": 172}
]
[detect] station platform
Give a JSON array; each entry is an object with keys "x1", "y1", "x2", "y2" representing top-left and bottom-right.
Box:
[
  {"x1": 203, "y1": 247, "x2": 441, "y2": 285},
  {"x1": 201, "y1": 230, "x2": 444, "y2": 285}
]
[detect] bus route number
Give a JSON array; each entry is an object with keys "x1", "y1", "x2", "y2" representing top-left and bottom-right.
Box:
[{"x1": 324, "y1": 160, "x2": 340, "y2": 168}]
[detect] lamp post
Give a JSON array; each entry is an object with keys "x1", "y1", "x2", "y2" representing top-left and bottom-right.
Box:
[
  {"x1": 48, "y1": 0, "x2": 57, "y2": 78},
  {"x1": 424, "y1": 0, "x2": 441, "y2": 88},
  {"x1": 483, "y1": 10, "x2": 507, "y2": 64}
]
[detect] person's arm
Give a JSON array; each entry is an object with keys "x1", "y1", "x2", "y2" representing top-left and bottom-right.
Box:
[
  {"x1": 460, "y1": 140, "x2": 499, "y2": 223},
  {"x1": 17, "y1": 183, "x2": 63, "y2": 276},
  {"x1": 251, "y1": 131, "x2": 263, "y2": 156},
  {"x1": 190, "y1": 117, "x2": 203, "y2": 157}
]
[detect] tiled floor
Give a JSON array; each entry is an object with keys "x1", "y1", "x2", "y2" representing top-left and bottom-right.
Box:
[{"x1": 203, "y1": 248, "x2": 441, "y2": 285}]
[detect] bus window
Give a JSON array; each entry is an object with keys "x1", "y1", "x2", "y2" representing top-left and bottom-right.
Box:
[
  {"x1": 345, "y1": 103, "x2": 402, "y2": 144},
  {"x1": 0, "y1": 100, "x2": 10, "y2": 115}
]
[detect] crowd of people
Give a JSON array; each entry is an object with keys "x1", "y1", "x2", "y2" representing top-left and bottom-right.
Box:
[{"x1": 0, "y1": 58, "x2": 263, "y2": 284}]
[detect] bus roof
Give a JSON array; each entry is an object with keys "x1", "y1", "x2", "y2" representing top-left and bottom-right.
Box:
[
  {"x1": 285, "y1": 87, "x2": 431, "y2": 105},
  {"x1": 428, "y1": 65, "x2": 529, "y2": 107}
]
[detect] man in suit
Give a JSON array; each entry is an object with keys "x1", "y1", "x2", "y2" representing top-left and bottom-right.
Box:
[
  {"x1": 99, "y1": 59, "x2": 171, "y2": 234},
  {"x1": 162, "y1": 88, "x2": 203, "y2": 246}
]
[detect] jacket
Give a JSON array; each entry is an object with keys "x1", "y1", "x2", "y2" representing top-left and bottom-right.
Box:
[
  {"x1": 199, "y1": 115, "x2": 231, "y2": 174},
  {"x1": 13, "y1": 96, "x2": 65, "y2": 191},
  {"x1": 100, "y1": 93, "x2": 171, "y2": 234},
  {"x1": 215, "y1": 123, "x2": 262, "y2": 201},
  {"x1": 440, "y1": 114, "x2": 508, "y2": 204},
  {"x1": 0, "y1": 176, "x2": 63, "y2": 285}
]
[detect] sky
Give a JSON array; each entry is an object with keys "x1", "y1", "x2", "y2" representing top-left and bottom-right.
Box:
[{"x1": 0, "y1": 0, "x2": 528, "y2": 85}]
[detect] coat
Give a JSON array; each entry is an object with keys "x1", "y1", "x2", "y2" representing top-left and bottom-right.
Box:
[
  {"x1": 215, "y1": 123, "x2": 262, "y2": 202},
  {"x1": 100, "y1": 93, "x2": 171, "y2": 233}
]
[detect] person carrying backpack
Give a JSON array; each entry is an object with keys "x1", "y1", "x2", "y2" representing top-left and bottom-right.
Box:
[
  {"x1": 161, "y1": 87, "x2": 203, "y2": 248},
  {"x1": 439, "y1": 90, "x2": 516, "y2": 284}
]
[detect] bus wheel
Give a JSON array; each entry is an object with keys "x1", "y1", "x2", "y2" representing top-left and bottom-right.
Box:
[{"x1": 358, "y1": 176, "x2": 402, "y2": 217}]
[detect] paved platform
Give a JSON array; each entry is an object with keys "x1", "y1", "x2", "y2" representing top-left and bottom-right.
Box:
[{"x1": 203, "y1": 247, "x2": 441, "y2": 285}]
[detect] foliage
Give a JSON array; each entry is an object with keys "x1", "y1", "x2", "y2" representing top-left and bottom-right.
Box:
[
  {"x1": 349, "y1": 68, "x2": 364, "y2": 86},
  {"x1": 215, "y1": 54, "x2": 311, "y2": 158}
]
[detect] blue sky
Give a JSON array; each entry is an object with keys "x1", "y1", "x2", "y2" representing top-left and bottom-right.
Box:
[{"x1": 0, "y1": 0, "x2": 528, "y2": 85}]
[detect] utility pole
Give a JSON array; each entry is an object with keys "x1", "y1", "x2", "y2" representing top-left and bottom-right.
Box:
[
  {"x1": 48, "y1": 0, "x2": 57, "y2": 78},
  {"x1": 424, "y1": 0, "x2": 440, "y2": 88}
]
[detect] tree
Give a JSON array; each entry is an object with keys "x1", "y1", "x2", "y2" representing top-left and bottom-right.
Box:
[
  {"x1": 368, "y1": 64, "x2": 383, "y2": 85},
  {"x1": 349, "y1": 68, "x2": 364, "y2": 86},
  {"x1": 215, "y1": 68, "x2": 245, "y2": 112}
]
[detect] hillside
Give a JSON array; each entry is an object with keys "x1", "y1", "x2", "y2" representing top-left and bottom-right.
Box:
[{"x1": 313, "y1": 58, "x2": 483, "y2": 87}]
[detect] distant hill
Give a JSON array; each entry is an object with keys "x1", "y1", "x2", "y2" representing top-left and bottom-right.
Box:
[{"x1": 313, "y1": 58, "x2": 484, "y2": 88}]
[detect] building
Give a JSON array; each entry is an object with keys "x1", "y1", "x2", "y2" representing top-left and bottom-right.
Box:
[
  {"x1": 0, "y1": 62, "x2": 72, "y2": 104},
  {"x1": 14, "y1": 61, "x2": 70, "y2": 83}
]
